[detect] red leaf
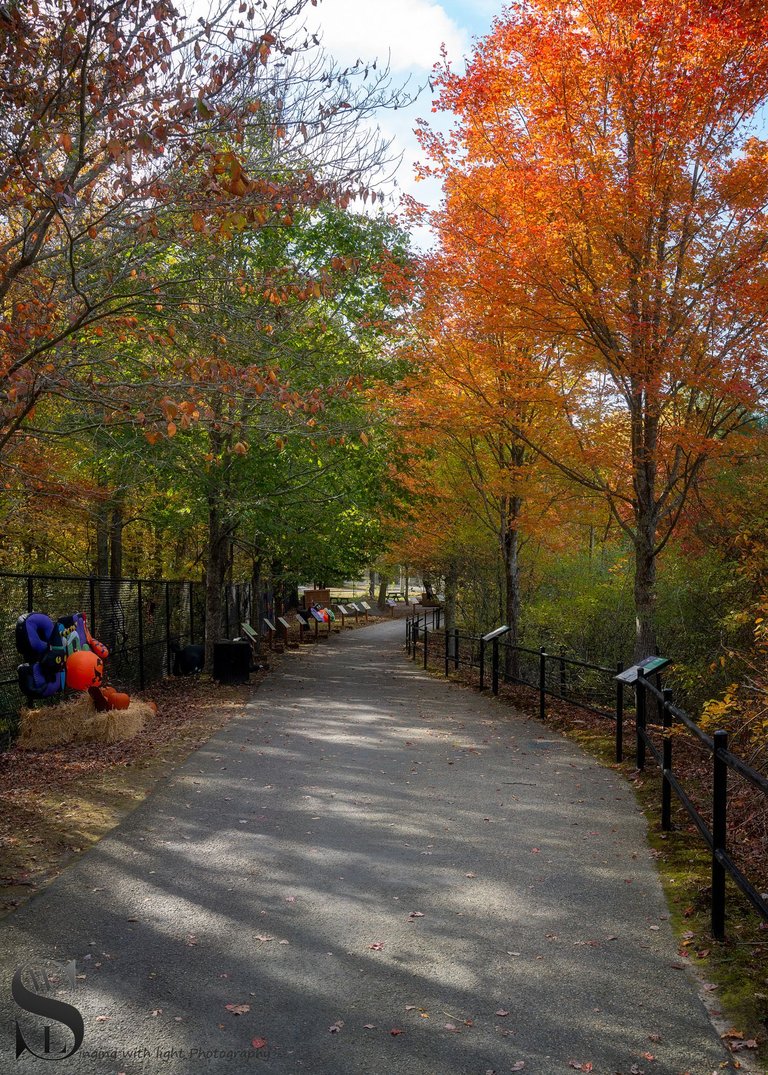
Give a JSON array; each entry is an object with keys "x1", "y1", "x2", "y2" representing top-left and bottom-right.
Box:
[{"x1": 251, "y1": 1038, "x2": 267, "y2": 1049}]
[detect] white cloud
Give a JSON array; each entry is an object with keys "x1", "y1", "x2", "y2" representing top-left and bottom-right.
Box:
[{"x1": 309, "y1": 0, "x2": 468, "y2": 74}]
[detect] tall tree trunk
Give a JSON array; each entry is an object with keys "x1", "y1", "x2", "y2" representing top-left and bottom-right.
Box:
[
  {"x1": 95, "y1": 505, "x2": 109, "y2": 578},
  {"x1": 204, "y1": 497, "x2": 229, "y2": 671},
  {"x1": 368, "y1": 569, "x2": 376, "y2": 600},
  {"x1": 252, "y1": 555, "x2": 264, "y2": 633},
  {"x1": 109, "y1": 491, "x2": 124, "y2": 579},
  {"x1": 444, "y1": 563, "x2": 458, "y2": 631},
  {"x1": 377, "y1": 575, "x2": 390, "y2": 608},
  {"x1": 502, "y1": 496, "x2": 521, "y2": 680},
  {"x1": 633, "y1": 525, "x2": 657, "y2": 661},
  {"x1": 631, "y1": 391, "x2": 659, "y2": 662}
]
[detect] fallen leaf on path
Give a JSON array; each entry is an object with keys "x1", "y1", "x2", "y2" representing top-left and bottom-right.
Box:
[
  {"x1": 368, "y1": 941, "x2": 385, "y2": 950},
  {"x1": 495, "y1": 1009, "x2": 510, "y2": 1017},
  {"x1": 511, "y1": 1063, "x2": 525, "y2": 1071},
  {"x1": 568, "y1": 1064, "x2": 593, "y2": 1072},
  {"x1": 251, "y1": 1038, "x2": 267, "y2": 1049},
  {"x1": 444, "y1": 1023, "x2": 460, "y2": 1032},
  {"x1": 408, "y1": 911, "x2": 424, "y2": 919},
  {"x1": 390, "y1": 1028, "x2": 403, "y2": 1036},
  {"x1": 329, "y1": 1020, "x2": 344, "y2": 1033},
  {"x1": 363, "y1": 1024, "x2": 376, "y2": 1030},
  {"x1": 225, "y1": 1004, "x2": 250, "y2": 1016},
  {"x1": 255, "y1": 935, "x2": 274, "y2": 942}
]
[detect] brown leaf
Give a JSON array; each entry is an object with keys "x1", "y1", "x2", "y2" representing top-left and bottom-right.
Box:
[
  {"x1": 495, "y1": 1009, "x2": 510, "y2": 1017},
  {"x1": 368, "y1": 941, "x2": 385, "y2": 950},
  {"x1": 225, "y1": 1003, "x2": 250, "y2": 1016},
  {"x1": 390, "y1": 1028, "x2": 403, "y2": 1036}
]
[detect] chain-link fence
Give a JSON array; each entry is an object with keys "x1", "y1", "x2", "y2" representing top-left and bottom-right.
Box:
[{"x1": 0, "y1": 573, "x2": 206, "y2": 750}]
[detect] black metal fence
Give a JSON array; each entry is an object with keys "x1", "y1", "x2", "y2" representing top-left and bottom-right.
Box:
[
  {"x1": 0, "y1": 572, "x2": 206, "y2": 749},
  {"x1": 406, "y1": 613, "x2": 768, "y2": 940}
]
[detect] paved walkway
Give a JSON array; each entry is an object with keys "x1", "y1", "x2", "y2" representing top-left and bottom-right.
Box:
[{"x1": 0, "y1": 619, "x2": 730, "y2": 1074}]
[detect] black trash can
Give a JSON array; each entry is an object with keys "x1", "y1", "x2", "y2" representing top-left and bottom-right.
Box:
[{"x1": 213, "y1": 641, "x2": 251, "y2": 684}]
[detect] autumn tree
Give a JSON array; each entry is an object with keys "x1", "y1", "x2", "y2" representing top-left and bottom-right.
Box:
[
  {"x1": 391, "y1": 223, "x2": 597, "y2": 668},
  {"x1": 418, "y1": 0, "x2": 768, "y2": 657}
]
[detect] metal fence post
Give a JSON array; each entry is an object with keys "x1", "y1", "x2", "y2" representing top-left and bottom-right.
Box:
[
  {"x1": 27, "y1": 574, "x2": 34, "y2": 613},
  {"x1": 539, "y1": 648, "x2": 547, "y2": 721},
  {"x1": 615, "y1": 661, "x2": 624, "y2": 763},
  {"x1": 423, "y1": 622, "x2": 429, "y2": 670},
  {"x1": 137, "y1": 579, "x2": 146, "y2": 691},
  {"x1": 492, "y1": 638, "x2": 500, "y2": 695},
  {"x1": 454, "y1": 628, "x2": 460, "y2": 671},
  {"x1": 479, "y1": 638, "x2": 486, "y2": 690},
  {"x1": 712, "y1": 729, "x2": 728, "y2": 940},
  {"x1": 559, "y1": 651, "x2": 566, "y2": 696},
  {"x1": 636, "y1": 667, "x2": 646, "y2": 770},
  {"x1": 189, "y1": 581, "x2": 195, "y2": 644},
  {"x1": 661, "y1": 687, "x2": 673, "y2": 831},
  {"x1": 444, "y1": 628, "x2": 449, "y2": 676}
]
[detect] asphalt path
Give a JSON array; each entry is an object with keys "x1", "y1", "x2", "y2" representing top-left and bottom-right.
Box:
[{"x1": 0, "y1": 618, "x2": 731, "y2": 1074}]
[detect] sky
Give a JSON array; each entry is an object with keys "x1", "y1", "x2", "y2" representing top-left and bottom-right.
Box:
[{"x1": 304, "y1": 0, "x2": 500, "y2": 240}]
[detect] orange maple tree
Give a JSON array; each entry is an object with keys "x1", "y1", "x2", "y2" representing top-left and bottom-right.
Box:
[
  {"x1": 416, "y1": 0, "x2": 768, "y2": 656},
  {"x1": 392, "y1": 246, "x2": 580, "y2": 657}
]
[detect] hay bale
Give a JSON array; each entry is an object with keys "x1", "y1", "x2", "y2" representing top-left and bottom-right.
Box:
[
  {"x1": 17, "y1": 696, "x2": 153, "y2": 750},
  {"x1": 17, "y1": 695, "x2": 94, "y2": 750},
  {"x1": 76, "y1": 701, "x2": 151, "y2": 744}
]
